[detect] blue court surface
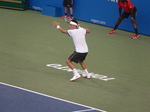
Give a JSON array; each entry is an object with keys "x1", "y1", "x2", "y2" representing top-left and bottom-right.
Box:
[{"x1": 0, "y1": 82, "x2": 107, "y2": 112}]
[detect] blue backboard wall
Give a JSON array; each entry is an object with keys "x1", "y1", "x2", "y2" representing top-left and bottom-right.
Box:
[{"x1": 29, "y1": 0, "x2": 150, "y2": 36}]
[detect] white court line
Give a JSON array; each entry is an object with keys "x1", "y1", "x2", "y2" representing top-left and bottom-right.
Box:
[
  {"x1": 72, "y1": 108, "x2": 96, "y2": 112},
  {"x1": 0, "y1": 82, "x2": 107, "y2": 112}
]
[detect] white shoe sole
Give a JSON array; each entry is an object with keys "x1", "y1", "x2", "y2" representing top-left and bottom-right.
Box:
[
  {"x1": 70, "y1": 76, "x2": 81, "y2": 82},
  {"x1": 82, "y1": 76, "x2": 91, "y2": 79}
]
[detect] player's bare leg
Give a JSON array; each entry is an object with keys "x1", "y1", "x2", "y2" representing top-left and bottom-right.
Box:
[
  {"x1": 79, "y1": 62, "x2": 91, "y2": 79},
  {"x1": 109, "y1": 16, "x2": 124, "y2": 34},
  {"x1": 66, "y1": 59, "x2": 81, "y2": 81}
]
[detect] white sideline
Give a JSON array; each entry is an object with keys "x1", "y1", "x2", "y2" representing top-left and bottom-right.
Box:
[{"x1": 0, "y1": 82, "x2": 107, "y2": 112}]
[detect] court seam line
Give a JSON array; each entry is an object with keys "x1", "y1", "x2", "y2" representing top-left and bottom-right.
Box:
[{"x1": 0, "y1": 82, "x2": 107, "y2": 112}]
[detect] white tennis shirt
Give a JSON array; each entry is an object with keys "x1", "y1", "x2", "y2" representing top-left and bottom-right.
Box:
[{"x1": 67, "y1": 27, "x2": 88, "y2": 53}]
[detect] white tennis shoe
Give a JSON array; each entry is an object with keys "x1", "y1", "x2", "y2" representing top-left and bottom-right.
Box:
[
  {"x1": 70, "y1": 74, "x2": 81, "y2": 82},
  {"x1": 82, "y1": 73, "x2": 91, "y2": 79}
]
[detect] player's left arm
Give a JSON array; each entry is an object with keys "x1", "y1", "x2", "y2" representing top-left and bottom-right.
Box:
[
  {"x1": 81, "y1": 27, "x2": 90, "y2": 33},
  {"x1": 118, "y1": 1, "x2": 122, "y2": 17},
  {"x1": 130, "y1": 8, "x2": 135, "y2": 19},
  {"x1": 53, "y1": 21, "x2": 68, "y2": 34},
  {"x1": 119, "y1": 7, "x2": 122, "y2": 17},
  {"x1": 127, "y1": 1, "x2": 135, "y2": 19}
]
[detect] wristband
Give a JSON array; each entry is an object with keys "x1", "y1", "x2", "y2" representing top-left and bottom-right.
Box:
[{"x1": 56, "y1": 25, "x2": 60, "y2": 29}]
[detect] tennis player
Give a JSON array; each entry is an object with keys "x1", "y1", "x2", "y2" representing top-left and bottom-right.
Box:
[
  {"x1": 109, "y1": 0, "x2": 139, "y2": 39},
  {"x1": 53, "y1": 19, "x2": 91, "y2": 81}
]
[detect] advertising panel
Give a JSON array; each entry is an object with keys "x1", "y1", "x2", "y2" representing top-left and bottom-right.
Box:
[{"x1": 29, "y1": 0, "x2": 150, "y2": 36}]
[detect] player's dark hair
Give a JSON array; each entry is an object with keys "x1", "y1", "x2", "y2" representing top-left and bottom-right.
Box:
[{"x1": 71, "y1": 19, "x2": 78, "y2": 25}]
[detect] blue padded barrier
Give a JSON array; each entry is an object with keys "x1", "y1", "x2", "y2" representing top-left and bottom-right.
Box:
[{"x1": 41, "y1": 5, "x2": 62, "y2": 17}]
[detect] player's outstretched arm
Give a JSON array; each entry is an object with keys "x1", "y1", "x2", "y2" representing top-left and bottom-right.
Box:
[
  {"x1": 119, "y1": 7, "x2": 122, "y2": 17},
  {"x1": 53, "y1": 21, "x2": 67, "y2": 34},
  {"x1": 82, "y1": 27, "x2": 90, "y2": 33}
]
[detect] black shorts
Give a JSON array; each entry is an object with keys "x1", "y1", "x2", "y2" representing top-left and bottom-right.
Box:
[
  {"x1": 63, "y1": 0, "x2": 73, "y2": 7},
  {"x1": 68, "y1": 51, "x2": 88, "y2": 63},
  {"x1": 122, "y1": 7, "x2": 137, "y2": 19}
]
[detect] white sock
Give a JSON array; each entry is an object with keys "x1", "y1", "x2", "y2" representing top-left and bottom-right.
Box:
[
  {"x1": 73, "y1": 68, "x2": 79, "y2": 75},
  {"x1": 84, "y1": 69, "x2": 89, "y2": 74}
]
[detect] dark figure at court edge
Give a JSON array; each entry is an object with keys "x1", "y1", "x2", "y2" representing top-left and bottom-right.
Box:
[{"x1": 109, "y1": 0, "x2": 139, "y2": 39}]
